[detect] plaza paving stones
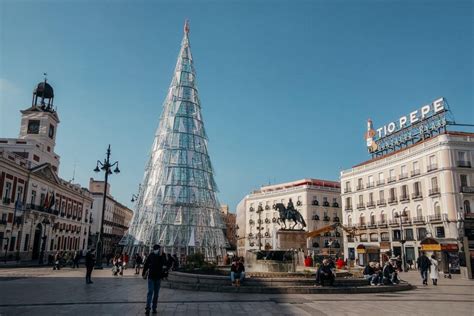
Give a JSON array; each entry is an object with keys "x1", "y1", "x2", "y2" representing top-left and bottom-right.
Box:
[{"x1": 0, "y1": 267, "x2": 472, "y2": 315}]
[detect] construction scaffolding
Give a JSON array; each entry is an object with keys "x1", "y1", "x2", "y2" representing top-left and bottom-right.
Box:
[{"x1": 125, "y1": 21, "x2": 228, "y2": 260}]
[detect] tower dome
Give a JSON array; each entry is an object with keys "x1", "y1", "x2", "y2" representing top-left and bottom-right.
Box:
[
  {"x1": 34, "y1": 82, "x2": 54, "y2": 99},
  {"x1": 32, "y1": 76, "x2": 55, "y2": 108}
]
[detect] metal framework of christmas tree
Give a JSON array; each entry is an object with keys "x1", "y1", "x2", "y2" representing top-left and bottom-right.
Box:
[{"x1": 126, "y1": 21, "x2": 227, "y2": 259}]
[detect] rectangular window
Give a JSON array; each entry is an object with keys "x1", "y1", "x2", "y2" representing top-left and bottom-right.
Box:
[
  {"x1": 23, "y1": 234, "x2": 29, "y2": 251},
  {"x1": 40, "y1": 193, "x2": 45, "y2": 207},
  {"x1": 431, "y1": 177, "x2": 438, "y2": 189},
  {"x1": 16, "y1": 186, "x2": 23, "y2": 202},
  {"x1": 417, "y1": 228, "x2": 427, "y2": 240},
  {"x1": 436, "y1": 226, "x2": 445, "y2": 238},
  {"x1": 401, "y1": 165, "x2": 407, "y2": 175},
  {"x1": 9, "y1": 236, "x2": 16, "y2": 251},
  {"x1": 369, "y1": 193, "x2": 373, "y2": 202},
  {"x1": 368, "y1": 175, "x2": 374, "y2": 187},
  {"x1": 413, "y1": 182, "x2": 421, "y2": 196},
  {"x1": 405, "y1": 229, "x2": 414, "y2": 240},
  {"x1": 379, "y1": 172, "x2": 384, "y2": 181},
  {"x1": 31, "y1": 190, "x2": 36, "y2": 205},
  {"x1": 458, "y1": 151, "x2": 466, "y2": 162},
  {"x1": 413, "y1": 161, "x2": 419, "y2": 170},
  {"x1": 393, "y1": 230, "x2": 401, "y2": 241},
  {"x1": 379, "y1": 190, "x2": 384, "y2": 200},
  {"x1": 401, "y1": 185, "x2": 408, "y2": 198},
  {"x1": 345, "y1": 197, "x2": 352, "y2": 208},
  {"x1": 358, "y1": 195, "x2": 363, "y2": 203},
  {"x1": 345, "y1": 181, "x2": 351, "y2": 192},
  {"x1": 4, "y1": 182, "x2": 12, "y2": 200},
  {"x1": 460, "y1": 174, "x2": 468, "y2": 187}
]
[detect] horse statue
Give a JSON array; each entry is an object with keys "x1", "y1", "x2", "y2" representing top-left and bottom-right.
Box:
[{"x1": 274, "y1": 200, "x2": 307, "y2": 230}]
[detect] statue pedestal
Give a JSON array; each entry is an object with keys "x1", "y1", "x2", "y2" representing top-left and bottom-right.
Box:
[{"x1": 276, "y1": 230, "x2": 307, "y2": 252}]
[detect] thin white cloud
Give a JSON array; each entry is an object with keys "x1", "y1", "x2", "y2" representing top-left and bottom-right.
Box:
[{"x1": 0, "y1": 78, "x2": 22, "y2": 96}]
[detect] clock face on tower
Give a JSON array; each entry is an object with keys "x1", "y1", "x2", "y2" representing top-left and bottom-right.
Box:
[{"x1": 27, "y1": 120, "x2": 40, "y2": 134}]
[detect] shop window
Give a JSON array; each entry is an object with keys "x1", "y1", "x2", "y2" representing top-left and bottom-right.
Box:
[{"x1": 435, "y1": 226, "x2": 445, "y2": 238}]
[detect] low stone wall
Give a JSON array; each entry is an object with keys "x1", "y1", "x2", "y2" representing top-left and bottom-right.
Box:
[{"x1": 163, "y1": 271, "x2": 413, "y2": 294}]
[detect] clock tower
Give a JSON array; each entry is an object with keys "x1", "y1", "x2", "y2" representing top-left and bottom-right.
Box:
[{"x1": 15, "y1": 77, "x2": 61, "y2": 171}]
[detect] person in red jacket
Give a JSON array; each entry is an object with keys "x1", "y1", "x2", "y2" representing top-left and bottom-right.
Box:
[{"x1": 336, "y1": 257, "x2": 344, "y2": 270}]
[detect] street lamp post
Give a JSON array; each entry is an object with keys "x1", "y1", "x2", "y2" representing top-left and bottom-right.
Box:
[
  {"x1": 257, "y1": 205, "x2": 263, "y2": 251},
  {"x1": 38, "y1": 218, "x2": 51, "y2": 265},
  {"x1": 93, "y1": 144, "x2": 120, "y2": 269},
  {"x1": 395, "y1": 210, "x2": 408, "y2": 272}
]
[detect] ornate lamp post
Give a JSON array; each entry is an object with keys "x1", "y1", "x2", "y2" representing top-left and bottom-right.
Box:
[
  {"x1": 394, "y1": 210, "x2": 408, "y2": 272},
  {"x1": 38, "y1": 218, "x2": 51, "y2": 265},
  {"x1": 93, "y1": 145, "x2": 120, "y2": 269},
  {"x1": 257, "y1": 205, "x2": 264, "y2": 251}
]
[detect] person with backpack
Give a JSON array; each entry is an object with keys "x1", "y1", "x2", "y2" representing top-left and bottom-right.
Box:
[{"x1": 142, "y1": 244, "x2": 165, "y2": 315}]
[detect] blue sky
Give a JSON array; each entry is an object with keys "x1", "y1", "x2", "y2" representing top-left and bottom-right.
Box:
[{"x1": 1, "y1": 0, "x2": 472, "y2": 211}]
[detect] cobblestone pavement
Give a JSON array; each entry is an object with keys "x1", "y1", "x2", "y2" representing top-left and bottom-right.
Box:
[{"x1": 0, "y1": 267, "x2": 472, "y2": 315}]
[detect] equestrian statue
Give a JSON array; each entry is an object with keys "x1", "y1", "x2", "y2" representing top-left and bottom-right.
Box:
[{"x1": 274, "y1": 198, "x2": 307, "y2": 230}]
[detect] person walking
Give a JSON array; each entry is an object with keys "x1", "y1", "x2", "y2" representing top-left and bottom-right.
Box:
[
  {"x1": 134, "y1": 253, "x2": 143, "y2": 275},
  {"x1": 85, "y1": 249, "x2": 95, "y2": 284},
  {"x1": 142, "y1": 244, "x2": 165, "y2": 315},
  {"x1": 430, "y1": 254, "x2": 439, "y2": 285},
  {"x1": 416, "y1": 252, "x2": 432, "y2": 285},
  {"x1": 73, "y1": 251, "x2": 81, "y2": 269}
]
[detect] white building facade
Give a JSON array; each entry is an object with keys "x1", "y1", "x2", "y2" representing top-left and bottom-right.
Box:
[
  {"x1": 341, "y1": 131, "x2": 474, "y2": 272},
  {"x1": 0, "y1": 80, "x2": 92, "y2": 261},
  {"x1": 237, "y1": 179, "x2": 342, "y2": 256}
]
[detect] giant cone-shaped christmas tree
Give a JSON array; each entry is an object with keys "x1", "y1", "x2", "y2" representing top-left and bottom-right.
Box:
[{"x1": 126, "y1": 21, "x2": 228, "y2": 259}]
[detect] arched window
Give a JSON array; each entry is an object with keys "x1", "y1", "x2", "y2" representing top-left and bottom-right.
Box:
[
  {"x1": 392, "y1": 209, "x2": 398, "y2": 219},
  {"x1": 434, "y1": 202, "x2": 441, "y2": 216},
  {"x1": 347, "y1": 215, "x2": 352, "y2": 226},
  {"x1": 416, "y1": 205, "x2": 423, "y2": 218},
  {"x1": 360, "y1": 214, "x2": 366, "y2": 225},
  {"x1": 370, "y1": 213, "x2": 376, "y2": 225},
  {"x1": 464, "y1": 200, "x2": 471, "y2": 214},
  {"x1": 403, "y1": 207, "x2": 410, "y2": 218},
  {"x1": 380, "y1": 210, "x2": 386, "y2": 223}
]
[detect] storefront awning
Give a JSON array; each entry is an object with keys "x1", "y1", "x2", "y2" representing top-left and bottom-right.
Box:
[{"x1": 420, "y1": 237, "x2": 459, "y2": 252}]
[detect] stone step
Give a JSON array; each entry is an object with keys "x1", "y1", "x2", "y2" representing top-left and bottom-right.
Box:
[{"x1": 161, "y1": 281, "x2": 413, "y2": 294}]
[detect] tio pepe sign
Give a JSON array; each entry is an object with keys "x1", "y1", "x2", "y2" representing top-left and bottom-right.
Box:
[{"x1": 365, "y1": 97, "x2": 447, "y2": 153}]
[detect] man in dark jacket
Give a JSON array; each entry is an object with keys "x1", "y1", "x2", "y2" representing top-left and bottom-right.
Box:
[
  {"x1": 417, "y1": 252, "x2": 431, "y2": 285},
  {"x1": 316, "y1": 259, "x2": 335, "y2": 286},
  {"x1": 85, "y1": 249, "x2": 95, "y2": 284},
  {"x1": 230, "y1": 257, "x2": 245, "y2": 286},
  {"x1": 142, "y1": 244, "x2": 165, "y2": 314}
]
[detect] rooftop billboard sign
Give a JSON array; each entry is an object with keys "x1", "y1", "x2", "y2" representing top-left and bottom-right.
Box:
[{"x1": 365, "y1": 97, "x2": 448, "y2": 156}]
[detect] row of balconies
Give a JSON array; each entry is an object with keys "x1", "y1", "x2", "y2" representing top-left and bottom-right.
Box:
[
  {"x1": 345, "y1": 164, "x2": 442, "y2": 194},
  {"x1": 350, "y1": 233, "x2": 427, "y2": 243},
  {"x1": 248, "y1": 200, "x2": 340, "y2": 212},
  {"x1": 350, "y1": 214, "x2": 446, "y2": 230},
  {"x1": 345, "y1": 188, "x2": 441, "y2": 211}
]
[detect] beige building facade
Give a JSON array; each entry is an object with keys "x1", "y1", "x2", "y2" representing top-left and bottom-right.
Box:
[
  {"x1": 341, "y1": 131, "x2": 474, "y2": 272},
  {"x1": 237, "y1": 179, "x2": 342, "y2": 256},
  {"x1": 89, "y1": 178, "x2": 133, "y2": 255}
]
